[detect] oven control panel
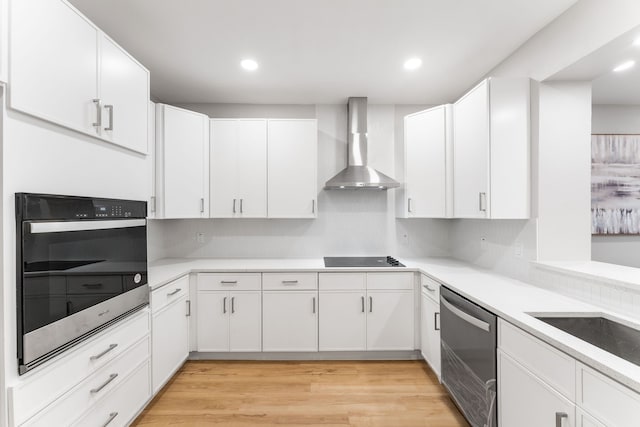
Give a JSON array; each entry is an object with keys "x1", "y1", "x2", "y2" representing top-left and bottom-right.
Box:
[{"x1": 17, "y1": 193, "x2": 147, "y2": 220}]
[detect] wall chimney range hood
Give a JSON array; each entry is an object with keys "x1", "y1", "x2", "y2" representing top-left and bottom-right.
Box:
[{"x1": 324, "y1": 97, "x2": 400, "y2": 190}]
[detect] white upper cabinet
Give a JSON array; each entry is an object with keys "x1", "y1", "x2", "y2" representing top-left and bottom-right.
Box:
[
  {"x1": 11, "y1": 0, "x2": 99, "y2": 135},
  {"x1": 155, "y1": 104, "x2": 209, "y2": 219},
  {"x1": 210, "y1": 119, "x2": 267, "y2": 218},
  {"x1": 0, "y1": 0, "x2": 7, "y2": 83},
  {"x1": 399, "y1": 105, "x2": 452, "y2": 218},
  {"x1": 453, "y1": 77, "x2": 530, "y2": 219},
  {"x1": 9, "y1": 0, "x2": 150, "y2": 152},
  {"x1": 98, "y1": 34, "x2": 149, "y2": 154},
  {"x1": 267, "y1": 119, "x2": 318, "y2": 218}
]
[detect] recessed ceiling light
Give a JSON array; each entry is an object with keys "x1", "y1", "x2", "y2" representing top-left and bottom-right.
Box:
[
  {"x1": 613, "y1": 60, "x2": 635, "y2": 72},
  {"x1": 403, "y1": 57, "x2": 422, "y2": 71},
  {"x1": 240, "y1": 59, "x2": 258, "y2": 71}
]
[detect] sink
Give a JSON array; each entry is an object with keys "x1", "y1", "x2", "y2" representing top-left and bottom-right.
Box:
[{"x1": 534, "y1": 315, "x2": 640, "y2": 367}]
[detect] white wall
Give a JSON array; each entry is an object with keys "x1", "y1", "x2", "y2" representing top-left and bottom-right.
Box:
[
  {"x1": 591, "y1": 104, "x2": 640, "y2": 267},
  {"x1": 0, "y1": 94, "x2": 152, "y2": 421},
  {"x1": 149, "y1": 103, "x2": 452, "y2": 260}
]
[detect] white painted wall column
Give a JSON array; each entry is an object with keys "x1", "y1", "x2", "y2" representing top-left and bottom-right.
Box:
[{"x1": 536, "y1": 81, "x2": 592, "y2": 261}]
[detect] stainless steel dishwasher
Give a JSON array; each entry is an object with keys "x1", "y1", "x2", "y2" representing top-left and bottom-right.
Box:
[{"x1": 440, "y1": 286, "x2": 497, "y2": 427}]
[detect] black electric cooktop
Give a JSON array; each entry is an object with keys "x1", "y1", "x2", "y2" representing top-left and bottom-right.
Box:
[{"x1": 323, "y1": 256, "x2": 405, "y2": 268}]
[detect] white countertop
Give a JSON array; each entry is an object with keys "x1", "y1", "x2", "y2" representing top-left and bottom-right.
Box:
[{"x1": 148, "y1": 256, "x2": 640, "y2": 394}]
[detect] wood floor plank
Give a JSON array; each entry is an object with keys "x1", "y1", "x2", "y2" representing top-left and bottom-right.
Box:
[{"x1": 132, "y1": 360, "x2": 469, "y2": 427}]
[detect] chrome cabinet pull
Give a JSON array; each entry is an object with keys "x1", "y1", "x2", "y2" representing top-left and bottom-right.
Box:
[
  {"x1": 312, "y1": 199, "x2": 315, "y2": 214},
  {"x1": 150, "y1": 196, "x2": 156, "y2": 213},
  {"x1": 369, "y1": 296, "x2": 373, "y2": 313},
  {"x1": 92, "y1": 98, "x2": 102, "y2": 128},
  {"x1": 231, "y1": 296, "x2": 235, "y2": 314},
  {"x1": 200, "y1": 198, "x2": 205, "y2": 213},
  {"x1": 408, "y1": 197, "x2": 412, "y2": 213},
  {"x1": 312, "y1": 297, "x2": 316, "y2": 314},
  {"x1": 434, "y1": 312, "x2": 440, "y2": 331},
  {"x1": 555, "y1": 412, "x2": 568, "y2": 427},
  {"x1": 186, "y1": 300, "x2": 191, "y2": 316},
  {"x1": 479, "y1": 192, "x2": 487, "y2": 212},
  {"x1": 240, "y1": 199, "x2": 243, "y2": 213},
  {"x1": 233, "y1": 199, "x2": 236, "y2": 214},
  {"x1": 90, "y1": 373, "x2": 118, "y2": 394},
  {"x1": 223, "y1": 297, "x2": 227, "y2": 314},
  {"x1": 220, "y1": 280, "x2": 237, "y2": 285},
  {"x1": 104, "y1": 104, "x2": 114, "y2": 131},
  {"x1": 282, "y1": 280, "x2": 299, "y2": 285},
  {"x1": 361, "y1": 296, "x2": 365, "y2": 313},
  {"x1": 101, "y1": 412, "x2": 118, "y2": 427},
  {"x1": 423, "y1": 284, "x2": 436, "y2": 292},
  {"x1": 90, "y1": 343, "x2": 118, "y2": 361},
  {"x1": 167, "y1": 288, "x2": 181, "y2": 296}
]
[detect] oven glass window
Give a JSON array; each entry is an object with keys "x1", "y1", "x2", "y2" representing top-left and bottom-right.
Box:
[{"x1": 21, "y1": 225, "x2": 147, "y2": 333}]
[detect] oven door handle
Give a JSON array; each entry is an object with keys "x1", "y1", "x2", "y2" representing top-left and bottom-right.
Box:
[
  {"x1": 29, "y1": 219, "x2": 146, "y2": 234},
  {"x1": 441, "y1": 296, "x2": 491, "y2": 332}
]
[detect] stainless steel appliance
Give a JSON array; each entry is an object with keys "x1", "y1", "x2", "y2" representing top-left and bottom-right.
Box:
[
  {"x1": 16, "y1": 193, "x2": 148, "y2": 374},
  {"x1": 440, "y1": 286, "x2": 497, "y2": 427},
  {"x1": 323, "y1": 256, "x2": 405, "y2": 267},
  {"x1": 324, "y1": 97, "x2": 400, "y2": 190}
]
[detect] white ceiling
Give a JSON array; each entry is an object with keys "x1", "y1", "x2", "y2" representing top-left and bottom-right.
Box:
[
  {"x1": 69, "y1": 0, "x2": 577, "y2": 104},
  {"x1": 549, "y1": 24, "x2": 640, "y2": 105}
]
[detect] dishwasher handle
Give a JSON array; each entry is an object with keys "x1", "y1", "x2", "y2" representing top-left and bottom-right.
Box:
[{"x1": 441, "y1": 296, "x2": 491, "y2": 332}]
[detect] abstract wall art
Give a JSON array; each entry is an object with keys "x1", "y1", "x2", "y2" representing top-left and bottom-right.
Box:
[{"x1": 592, "y1": 134, "x2": 640, "y2": 234}]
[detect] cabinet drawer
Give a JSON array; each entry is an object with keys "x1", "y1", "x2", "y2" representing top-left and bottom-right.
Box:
[
  {"x1": 23, "y1": 336, "x2": 150, "y2": 426},
  {"x1": 319, "y1": 273, "x2": 365, "y2": 290},
  {"x1": 498, "y1": 320, "x2": 575, "y2": 400},
  {"x1": 197, "y1": 273, "x2": 261, "y2": 291},
  {"x1": 72, "y1": 360, "x2": 151, "y2": 427},
  {"x1": 151, "y1": 275, "x2": 189, "y2": 312},
  {"x1": 67, "y1": 275, "x2": 123, "y2": 294},
  {"x1": 9, "y1": 308, "x2": 150, "y2": 426},
  {"x1": 366, "y1": 272, "x2": 414, "y2": 290},
  {"x1": 421, "y1": 274, "x2": 440, "y2": 302},
  {"x1": 263, "y1": 273, "x2": 318, "y2": 290},
  {"x1": 577, "y1": 363, "x2": 640, "y2": 427}
]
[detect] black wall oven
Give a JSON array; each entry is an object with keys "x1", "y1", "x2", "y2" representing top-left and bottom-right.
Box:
[{"x1": 16, "y1": 193, "x2": 148, "y2": 374}]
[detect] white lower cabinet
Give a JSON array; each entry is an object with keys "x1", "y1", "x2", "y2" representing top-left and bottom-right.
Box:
[
  {"x1": 318, "y1": 273, "x2": 415, "y2": 352},
  {"x1": 263, "y1": 291, "x2": 318, "y2": 352},
  {"x1": 577, "y1": 409, "x2": 606, "y2": 427},
  {"x1": 498, "y1": 350, "x2": 575, "y2": 427},
  {"x1": 9, "y1": 308, "x2": 151, "y2": 427},
  {"x1": 318, "y1": 291, "x2": 367, "y2": 351},
  {"x1": 421, "y1": 292, "x2": 441, "y2": 378},
  {"x1": 197, "y1": 291, "x2": 262, "y2": 352},
  {"x1": 366, "y1": 290, "x2": 414, "y2": 350},
  {"x1": 151, "y1": 276, "x2": 190, "y2": 394}
]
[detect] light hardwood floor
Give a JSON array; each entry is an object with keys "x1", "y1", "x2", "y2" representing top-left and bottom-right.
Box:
[{"x1": 132, "y1": 360, "x2": 468, "y2": 426}]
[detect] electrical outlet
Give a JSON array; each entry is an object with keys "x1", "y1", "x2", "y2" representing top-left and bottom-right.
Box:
[
  {"x1": 196, "y1": 232, "x2": 205, "y2": 244},
  {"x1": 514, "y1": 241, "x2": 524, "y2": 258},
  {"x1": 480, "y1": 237, "x2": 488, "y2": 251},
  {"x1": 401, "y1": 233, "x2": 409, "y2": 244}
]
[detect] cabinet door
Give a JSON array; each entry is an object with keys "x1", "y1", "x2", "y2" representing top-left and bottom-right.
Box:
[
  {"x1": 366, "y1": 291, "x2": 414, "y2": 351},
  {"x1": 99, "y1": 34, "x2": 149, "y2": 154},
  {"x1": 453, "y1": 80, "x2": 489, "y2": 218},
  {"x1": 196, "y1": 292, "x2": 229, "y2": 352},
  {"x1": 11, "y1": 0, "x2": 98, "y2": 134},
  {"x1": 423, "y1": 296, "x2": 441, "y2": 378},
  {"x1": 499, "y1": 350, "x2": 575, "y2": 427},
  {"x1": 420, "y1": 293, "x2": 430, "y2": 361},
  {"x1": 237, "y1": 120, "x2": 268, "y2": 217},
  {"x1": 268, "y1": 120, "x2": 318, "y2": 218},
  {"x1": 577, "y1": 410, "x2": 605, "y2": 427},
  {"x1": 158, "y1": 104, "x2": 209, "y2": 218},
  {"x1": 152, "y1": 295, "x2": 188, "y2": 393},
  {"x1": 404, "y1": 106, "x2": 448, "y2": 218},
  {"x1": 263, "y1": 291, "x2": 318, "y2": 352},
  {"x1": 319, "y1": 291, "x2": 366, "y2": 351},
  {"x1": 229, "y1": 291, "x2": 262, "y2": 352},
  {"x1": 210, "y1": 119, "x2": 239, "y2": 218}
]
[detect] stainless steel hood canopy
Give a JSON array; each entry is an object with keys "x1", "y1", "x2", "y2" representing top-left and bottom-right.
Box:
[{"x1": 324, "y1": 97, "x2": 400, "y2": 190}]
